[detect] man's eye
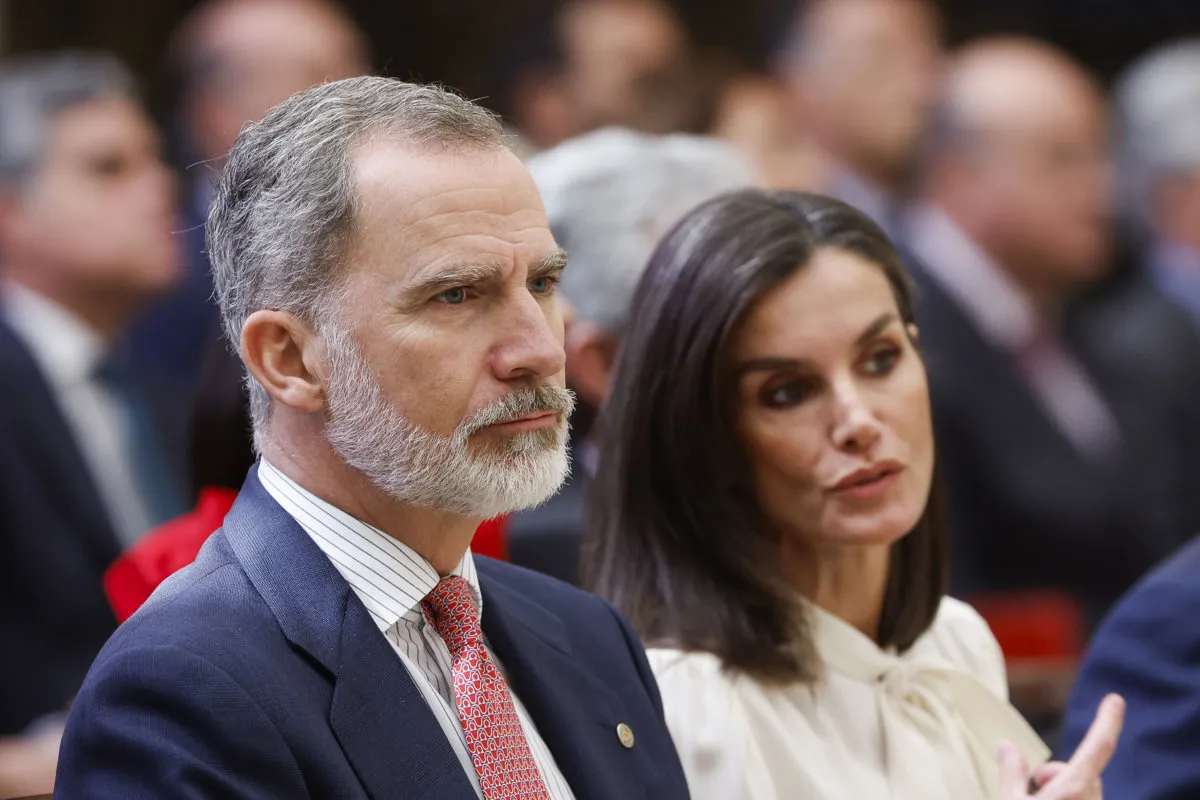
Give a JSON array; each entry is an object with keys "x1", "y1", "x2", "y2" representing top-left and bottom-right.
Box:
[
  {"x1": 530, "y1": 276, "x2": 558, "y2": 295},
  {"x1": 436, "y1": 287, "x2": 468, "y2": 305}
]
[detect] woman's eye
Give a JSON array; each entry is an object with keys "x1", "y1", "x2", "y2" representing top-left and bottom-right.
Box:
[
  {"x1": 863, "y1": 346, "x2": 901, "y2": 376},
  {"x1": 761, "y1": 379, "x2": 815, "y2": 408},
  {"x1": 436, "y1": 287, "x2": 468, "y2": 305}
]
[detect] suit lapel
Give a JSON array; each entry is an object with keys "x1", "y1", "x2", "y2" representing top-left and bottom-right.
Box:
[
  {"x1": 222, "y1": 468, "x2": 475, "y2": 800},
  {"x1": 479, "y1": 570, "x2": 631, "y2": 800}
]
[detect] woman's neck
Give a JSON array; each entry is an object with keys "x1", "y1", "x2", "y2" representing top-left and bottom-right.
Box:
[{"x1": 782, "y1": 539, "x2": 891, "y2": 642}]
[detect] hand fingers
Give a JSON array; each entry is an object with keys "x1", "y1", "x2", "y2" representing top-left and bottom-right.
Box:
[
  {"x1": 1032, "y1": 761, "x2": 1068, "y2": 788},
  {"x1": 1066, "y1": 694, "x2": 1125, "y2": 776},
  {"x1": 997, "y1": 741, "x2": 1032, "y2": 798}
]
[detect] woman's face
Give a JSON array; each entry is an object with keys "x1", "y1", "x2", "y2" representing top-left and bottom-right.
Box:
[{"x1": 732, "y1": 246, "x2": 934, "y2": 549}]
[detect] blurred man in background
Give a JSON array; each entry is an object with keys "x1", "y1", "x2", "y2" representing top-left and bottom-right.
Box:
[
  {"x1": 1112, "y1": 39, "x2": 1200, "y2": 328},
  {"x1": 778, "y1": 0, "x2": 942, "y2": 236},
  {"x1": 0, "y1": 51, "x2": 183, "y2": 779},
  {"x1": 124, "y1": 0, "x2": 369, "y2": 391},
  {"x1": 905, "y1": 37, "x2": 1200, "y2": 625},
  {"x1": 506, "y1": 0, "x2": 702, "y2": 153},
  {"x1": 512, "y1": 127, "x2": 755, "y2": 583}
]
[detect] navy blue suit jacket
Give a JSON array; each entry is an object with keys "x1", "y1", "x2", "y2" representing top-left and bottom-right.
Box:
[
  {"x1": 55, "y1": 467, "x2": 691, "y2": 799},
  {"x1": 1058, "y1": 535, "x2": 1200, "y2": 799}
]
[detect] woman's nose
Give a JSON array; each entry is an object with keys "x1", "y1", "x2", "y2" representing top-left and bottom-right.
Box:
[{"x1": 831, "y1": 384, "x2": 883, "y2": 453}]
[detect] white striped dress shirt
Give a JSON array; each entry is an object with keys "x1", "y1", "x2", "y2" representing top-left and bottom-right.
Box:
[{"x1": 259, "y1": 459, "x2": 576, "y2": 800}]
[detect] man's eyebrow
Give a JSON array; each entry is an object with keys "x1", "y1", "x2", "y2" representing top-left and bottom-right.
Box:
[
  {"x1": 395, "y1": 249, "x2": 569, "y2": 310},
  {"x1": 529, "y1": 249, "x2": 568, "y2": 277},
  {"x1": 402, "y1": 263, "x2": 504, "y2": 303}
]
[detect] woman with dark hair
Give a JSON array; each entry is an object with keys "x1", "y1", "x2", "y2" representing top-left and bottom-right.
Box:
[{"x1": 585, "y1": 190, "x2": 1123, "y2": 800}]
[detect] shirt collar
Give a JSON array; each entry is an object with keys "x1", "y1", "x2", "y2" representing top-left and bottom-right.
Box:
[
  {"x1": 0, "y1": 281, "x2": 106, "y2": 391},
  {"x1": 905, "y1": 204, "x2": 1042, "y2": 352},
  {"x1": 257, "y1": 457, "x2": 481, "y2": 634}
]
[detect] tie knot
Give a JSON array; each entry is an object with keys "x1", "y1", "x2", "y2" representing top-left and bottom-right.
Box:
[{"x1": 422, "y1": 575, "x2": 482, "y2": 654}]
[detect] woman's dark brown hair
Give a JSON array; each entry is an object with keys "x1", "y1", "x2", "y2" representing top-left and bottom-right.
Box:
[{"x1": 583, "y1": 189, "x2": 948, "y2": 683}]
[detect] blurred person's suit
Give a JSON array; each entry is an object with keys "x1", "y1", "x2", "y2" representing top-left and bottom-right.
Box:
[
  {"x1": 1059, "y1": 533, "x2": 1200, "y2": 799},
  {"x1": 0, "y1": 53, "x2": 186, "y2": 736},
  {"x1": 904, "y1": 208, "x2": 1200, "y2": 623},
  {"x1": 0, "y1": 315, "x2": 185, "y2": 735}
]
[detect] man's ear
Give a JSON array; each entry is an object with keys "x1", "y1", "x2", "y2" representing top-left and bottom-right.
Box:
[
  {"x1": 565, "y1": 322, "x2": 619, "y2": 409},
  {"x1": 240, "y1": 310, "x2": 328, "y2": 414}
]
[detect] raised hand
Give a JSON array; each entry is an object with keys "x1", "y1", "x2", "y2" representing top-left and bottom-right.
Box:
[{"x1": 997, "y1": 694, "x2": 1124, "y2": 799}]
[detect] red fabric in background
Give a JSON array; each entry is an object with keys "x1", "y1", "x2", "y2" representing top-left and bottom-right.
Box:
[
  {"x1": 969, "y1": 590, "x2": 1085, "y2": 660},
  {"x1": 104, "y1": 486, "x2": 511, "y2": 623}
]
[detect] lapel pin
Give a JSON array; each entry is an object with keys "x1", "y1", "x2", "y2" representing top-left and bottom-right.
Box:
[{"x1": 616, "y1": 722, "x2": 635, "y2": 749}]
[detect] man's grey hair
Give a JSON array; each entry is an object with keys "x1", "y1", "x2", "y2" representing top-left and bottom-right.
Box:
[
  {"x1": 207, "y1": 76, "x2": 506, "y2": 450},
  {"x1": 0, "y1": 52, "x2": 137, "y2": 188},
  {"x1": 1113, "y1": 39, "x2": 1200, "y2": 230},
  {"x1": 527, "y1": 127, "x2": 755, "y2": 332}
]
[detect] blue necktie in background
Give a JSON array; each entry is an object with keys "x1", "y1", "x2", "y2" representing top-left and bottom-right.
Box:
[{"x1": 93, "y1": 353, "x2": 186, "y2": 530}]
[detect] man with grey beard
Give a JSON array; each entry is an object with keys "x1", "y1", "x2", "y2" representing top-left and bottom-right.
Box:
[{"x1": 54, "y1": 77, "x2": 692, "y2": 800}]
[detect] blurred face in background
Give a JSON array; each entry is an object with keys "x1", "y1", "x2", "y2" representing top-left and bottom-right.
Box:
[
  {"x1": 559, "y1": 0, "x2": 697, "y2": 135},
  {"x1": 786, "y1": 0, "x2": 941, "y2": 189},
  {"x1": 712, "y1": 77, "x2": 829, "y2": 190},
  {"x1": 2, "y1": 95, "x2": 180, "y2": 326},
  {"x1": 732, "y1": 247, "x2": 934, "y2": 552},
  {"x1": 937, "y1": 43, "x2": 1115, "y2": 293},
  {"x1": 183, "y1": 0, "x2": 369, "y2": 164}
]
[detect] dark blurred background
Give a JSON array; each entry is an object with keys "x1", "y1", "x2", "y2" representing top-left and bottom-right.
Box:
[{"x1": 12, "y1": 1, "x2": 1200, "y2": 109}]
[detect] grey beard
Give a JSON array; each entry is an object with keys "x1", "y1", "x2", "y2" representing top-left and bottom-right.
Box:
[{"x1": 321, "y1": 327, "x2": 575, "y2": 518}]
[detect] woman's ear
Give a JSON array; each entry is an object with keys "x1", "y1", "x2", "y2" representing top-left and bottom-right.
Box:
[{"x1": 906, "y1": 322, "x2": 920, "y2": 344}]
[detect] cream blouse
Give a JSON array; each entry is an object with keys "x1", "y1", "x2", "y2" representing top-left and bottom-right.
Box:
[{"x1": 648, "y1": 597, "x2": 1050, "y2": 800}]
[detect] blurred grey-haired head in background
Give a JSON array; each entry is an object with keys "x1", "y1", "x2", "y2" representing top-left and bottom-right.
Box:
[
  {"x1": 1113, "y1": 39, "x2": 1200, "y2": 235},
  {"x1": 0, "y1": 52, "x2": 137, "y2": 189},
  {"x1": 529, "y1": 127, "x2": 756, "y2": 334},
  {"x1": 527, "y1": 127, "x2": 756, "y2": 409}
]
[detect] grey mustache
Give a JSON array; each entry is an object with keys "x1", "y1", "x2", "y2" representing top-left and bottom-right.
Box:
[{"x1": 460, "y1": 386, "x2": 577, "y2": 437}]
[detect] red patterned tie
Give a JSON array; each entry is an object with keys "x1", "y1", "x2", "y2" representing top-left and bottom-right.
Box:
[{"x1": 423, "y1": 576, "x2": 552, "y2": 799}]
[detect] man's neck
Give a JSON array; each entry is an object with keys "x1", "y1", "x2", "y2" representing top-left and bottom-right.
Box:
[{"x1": 261, "y1": 435, "x2": 481, "y2": 576}]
